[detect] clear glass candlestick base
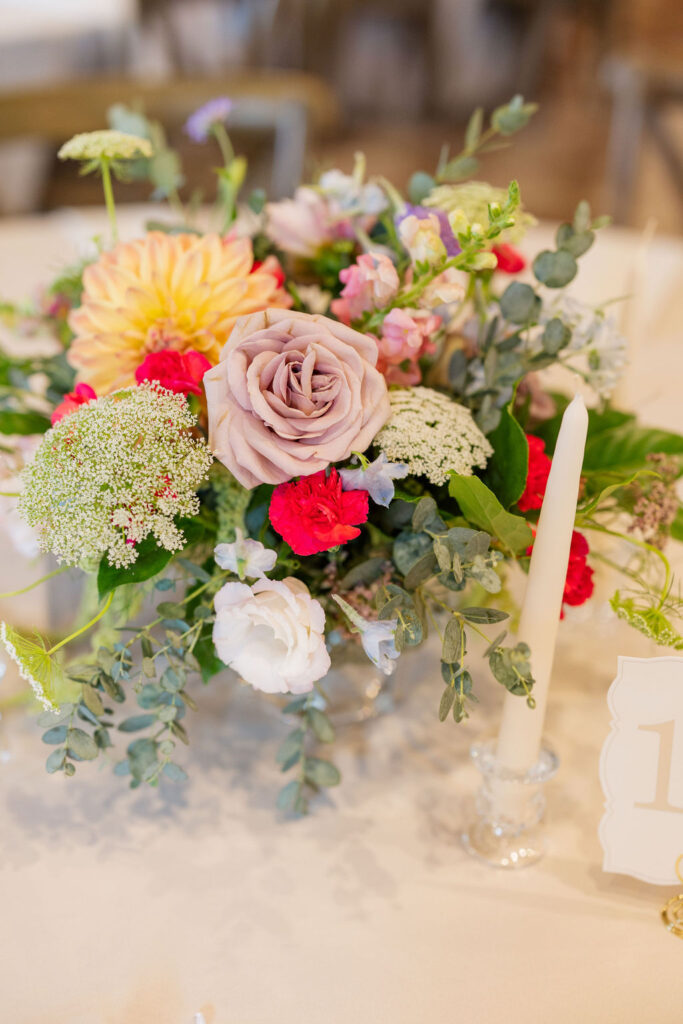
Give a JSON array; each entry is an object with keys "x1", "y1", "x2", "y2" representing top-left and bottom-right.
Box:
[{"x1": 461, "y1": 740, "x2": 559, "y2": 869}]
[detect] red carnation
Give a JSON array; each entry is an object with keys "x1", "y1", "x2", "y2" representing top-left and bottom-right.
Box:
[
  {"x1": 562, "y1": 530, "x2": 594, "y2": 608},
  {"x1": 269, "y1": 467, "x2": 369, "y2": 556},
  {"x1": 517, "y1": 434, "x2": 552, "y2": 512},
  {"x1": 492, "y1": 243, "x2": 526, "y2": 274},
  {"x1": 135, "y1": 348, "x2": 211, "y2": 396},
  {"x1": 526, "y1": 528, "x2": 594, "y2": 615},
  {"x1": 51, "y1": 382, "x2": 97, "y2": 425}
]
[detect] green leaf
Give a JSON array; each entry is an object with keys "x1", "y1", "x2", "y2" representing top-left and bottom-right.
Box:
[
  {"x1": 440, "y1": 155, "x2": 479, "y2": 181},
  {"x1": 541, "y1": 318, "x2": 571, "y2": 355},
  {"x1": 338, "y1": 557, "x2": 387, "y2": 591},
  {"x1": 46, "y1": 747, "x2": 66, "y2": 773},
  {"x1": 462, "y1": 607, "x2": 509, "y2": 624},
  {"x1": 277, "y1": 779, "x2": 302, "y2": 812},
  {"x1": 583, "y1": 425, "x2": 683, "y2": 475},
  {"x1": 37, "y1": 704, "x2": 74, "y2": 728},
  {"x1": 532, "y1": 250, "x2": 577, "y2": 288},
  {"x1": 408, "y1": 171, "x2": 435, "y2": 204},
  {"x1": 671, "y1": 505, "x2": 683, "y2": 542},
  {"x1": 442, "y1": 616, "x2": 463, "y2": 663},
  {"x1": 97, "y1": 516, "x2": 203, "y2": 599},
  {"x1": 81, "y1": 684, "x2": 104, "y2": 716},
  {"x1": 276, "y1": 728, "x2": 304, "y2": 768},
  {"x1": 465, "y1": 106, "x2": 484, "y2": 151},
  {"x1": 119, "y1": 714, "x2": 156, "y2": 733},
  {"x1": 499, "y1": 282, "x2": 540, "y2": 324},
  {"x1": 438, "y1": 686, "x2": 456, "y2": 721},
  {"x1": 162, "y1": 762, "x2": 188, "y2": 783},
  {"x1": 67, "y1": 728, "x2": 99, "y2": 760},
  {"x1": 555, "y1": 222, "x2": 594, "y2": 258},
  {"x1": 42, "y1": 725, "x2": 67, "y2": 745},
  {"x1": 392, "y1": 531, "x2": 433, "y2": 575},
  {"x1": 304, "y1": 758, "x2": 341, "y2": 788},
  {"x1": 0, "y1": 410, "x2": 51, "y2": 435},
  {"x1": 483, "y1": 402, "x2": 528, "y2": 508},
  {"x1": 193, "y1": 629, "x2": 227, "y2": 683},
  {"x1": 403, "y1": 551, "x2": 438, "y2": 590},
  {"x1": 307, "y1": 707, "x2": 335, "y2": 743},
  {"x1": 448, "y1": 474, "x2": 532, "y2": 554}
]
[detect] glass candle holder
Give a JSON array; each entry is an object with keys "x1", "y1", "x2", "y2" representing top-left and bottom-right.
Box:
[{"x1": 461, "y1": 739, "x2": 559, "y2": 868}]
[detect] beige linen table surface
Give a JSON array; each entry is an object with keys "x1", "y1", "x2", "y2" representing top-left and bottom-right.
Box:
[{"x1": 0, "y1": 209, "x2": 682, "y2": 1024}]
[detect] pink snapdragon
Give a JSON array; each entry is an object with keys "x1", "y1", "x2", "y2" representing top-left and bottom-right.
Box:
[
  {"x1": 331, "y1": 252, "x2": 399, "y2": 324},
  {"x1": 375, "y1": 308, "x2": 441, "y2": 386}
]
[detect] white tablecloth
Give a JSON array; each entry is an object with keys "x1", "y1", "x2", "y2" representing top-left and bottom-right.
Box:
[{"x1": 0, "y1": 210, "x2": 682, "y2": 1023}]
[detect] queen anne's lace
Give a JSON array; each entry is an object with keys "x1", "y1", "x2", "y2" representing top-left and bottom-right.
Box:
[
  {"x1": 374, "y1": 387, "x2": 492, "y2": 485},
  {"x1": 19, "y1": 383, "x2": 212, "y2": 568},
  {"x1": 58, "y1": 130, "x2": 152, "y2": 161}
]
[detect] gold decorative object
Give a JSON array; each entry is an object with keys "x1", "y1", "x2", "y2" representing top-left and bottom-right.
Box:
[{"x1": 661, "y1": 855, "x2": 683, "y2": 938}]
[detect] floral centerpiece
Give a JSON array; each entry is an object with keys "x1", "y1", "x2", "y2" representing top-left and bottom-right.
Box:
[{"x1": 1, "y1": 98, "x2": 682, "y2": 812}]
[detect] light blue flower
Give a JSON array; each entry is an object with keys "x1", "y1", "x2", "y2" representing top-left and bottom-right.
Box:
[
  {"x1": 339, "y1": 453, "x2": 408, "y2": 507},
  {"x1": 332, "y1": 595, "x2": 400, "y2": 676}
]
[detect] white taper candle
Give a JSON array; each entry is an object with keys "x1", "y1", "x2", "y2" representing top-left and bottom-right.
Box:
[{"x1": 495, "y1": 393, "x2": 589, "y2": 773}]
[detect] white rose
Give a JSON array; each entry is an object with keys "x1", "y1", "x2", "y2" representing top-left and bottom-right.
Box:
[{"x1": 213, "y1": 576, "x2": 330, "y2": 694}]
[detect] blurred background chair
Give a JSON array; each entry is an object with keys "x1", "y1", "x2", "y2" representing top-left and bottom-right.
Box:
[{"x1": 0, "y1": 0, "x2": 681, "y2": 229}]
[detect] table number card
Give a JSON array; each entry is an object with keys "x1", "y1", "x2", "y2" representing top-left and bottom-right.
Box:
[{"x1": 600, "y1": 656, "x2": 683, "y2": 885}]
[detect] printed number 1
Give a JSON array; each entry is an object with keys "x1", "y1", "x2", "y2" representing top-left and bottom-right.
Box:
[{"x1": 635, "y1": 721, "x2": 683, "y2": 814}]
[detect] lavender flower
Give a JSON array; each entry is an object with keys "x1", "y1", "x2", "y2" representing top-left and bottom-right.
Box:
[
  {"x1": 184, "y1": 97, "x2": 233, "y2": 143},
  {"x1": 340, "y1": 453, "x2": 408, "y2": 507}
]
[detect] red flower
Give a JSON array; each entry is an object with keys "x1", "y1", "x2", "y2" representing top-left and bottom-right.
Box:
[
  {"x1": 135, "y1": 348, "x2": 211, "y2": 396},
  {"x1": 492, "y1": 243, "x2": 526, "y2": 274},
  {"x1": 51, "y1": 382, "x2": 97, "y2": 425},
  {"x1": 251, "y1": 256, "x2": 286, "y2": 289},
  {"x1": 526, "y1": 528, "x2": 594, "y2": 615},
  {"x1": 269, "y1": 467, "x2": 369, "y2": 556},
  {"x1": 517, "y1": 434, "x2": 552, "y2": 512},
  {"x1": 562, "y1": 530, "x2": 594, "y2": 608}
]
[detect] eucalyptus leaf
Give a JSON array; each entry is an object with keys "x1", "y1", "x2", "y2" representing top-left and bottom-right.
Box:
[
  {"x1": 307, "y1": 707, "x2": 335, "y2": 743},
  {"x1": 304, "y1": 758, "x2": 341, "y2": 788},
  {"x1": 162, "y1": 762, "x2": 188, "y2": 783},
  {"x1": 532, "y1": 249, "x2": 577, "y2": 288},
  {"x1": 67, "y1": 728, "x2": 98, "y2": 761},
  {"x1": 438, "y1": 686, "x2": 456, "y2": 722},
  {"x1": 499, "y1": 282, "x2": 540, "y2": 325},
  {"x1": 119, "y1": 714, "x2": 156, "y2": 733},
  {"x1": 42, "y1": 725, "x2": 67, "y2": 745},
  {"x1": 442, "y1": 616, "x2": 463, "y2": 663},
  {"x1": 462, "y1": 607, "x2": 509, "y2": 624},
  {"x1": 46, "y1": 747, "x2": 66, "y2": 773}
]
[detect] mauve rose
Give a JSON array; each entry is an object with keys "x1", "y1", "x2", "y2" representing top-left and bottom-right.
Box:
[{"x1": 204, "y1": 309, "x2": 390, "y2": 489}]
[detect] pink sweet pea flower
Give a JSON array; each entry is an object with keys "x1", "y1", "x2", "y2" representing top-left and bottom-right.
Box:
[
  {"x1": 376, "y1": 308, "x2": 441, "y2": 386},
  {"x1": 51, "y1": 383, "x2": 97, "y2": 425},
  {"x1": 330, "y1": 252, "x2": 399, "y2": 324}
]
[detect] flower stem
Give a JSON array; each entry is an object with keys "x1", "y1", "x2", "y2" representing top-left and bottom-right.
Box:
[
  {"x1": 100, "y1": 158, "x2": 118, "y2": 244},
  {"x1": 211, "y1": 123, "x2": 234, "y2": 167},
  {"x1": 0, "y1": 565, "x2": 69, "y2": 599},
  {"x1": 47, "y1": 591, "x2": 114, "y2": 656}
]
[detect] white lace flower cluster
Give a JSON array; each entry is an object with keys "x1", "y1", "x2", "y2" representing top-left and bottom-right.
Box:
[
  {"x1": 58, "y1": 130, "x2": 152, "y2": 162},
  {"x1": 374, "y1": 386, "x2": 493, "y2": 485},
  {"x1": 19, "y1": 383, "x2": 212, "y2": 568}
]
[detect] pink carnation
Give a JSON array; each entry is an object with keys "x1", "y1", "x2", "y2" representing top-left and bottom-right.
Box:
[
  {"x1": 376, "y1": 308, "x2": 441, "y2": 386},
  {"x1": 265, "y1": 187, "x2": 339, "y2": 258},
  {"x1": 331, "y1": 253, "x2": 399, "y2": 324}
]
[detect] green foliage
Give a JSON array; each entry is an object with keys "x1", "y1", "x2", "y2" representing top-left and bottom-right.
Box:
[
  {"x1": 499, "y1": 282, "x2": 540, "y2": 325},
  {"x1": 449, "y1": 474, "x2": 532, "y2": 554},
  {"x1": 483, "y1": 402, "x2": 529, "y2": 508},
  {"x1": 0, "y1": 410, "x2": 51, "y2": 435},
  {"x1": 277, "y1": 696, "x2": 340, "y2": 815},
  {"x1": 97, "y1": 517, "x2": 204, "y2": 598}
]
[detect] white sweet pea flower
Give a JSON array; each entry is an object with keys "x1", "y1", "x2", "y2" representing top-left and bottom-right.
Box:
[
  {"x1": 339, "y1": 453, "x2": 408, "y2": 507},
  {"x1": 332, "y1": 595, "x2": 400, "y2": 676},
  {"x1": 214, "y1": 528, "x2": 277, "y2": 579}
]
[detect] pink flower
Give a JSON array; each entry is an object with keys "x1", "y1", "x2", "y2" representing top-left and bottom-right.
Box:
[
  {"x1": 51, "y1": 383, "x2": 97, "y2": 425},
  {"x1": 135, "y1": 348, "x2": 212, "y2": 397},
  {"x1": 204, "y1": 309, "x2": 390, "y2": 488},
  {"x1": 330, "y1": 253, "x2": 399, "y2": 324},
  {"x1": 265, "y1": 187, "x2": 338, "y2": 258},
  {"x1": 375, "y1": 308, "x2": 441, "y2": 385},
  {"x1": 398, "y1": 213, "x2": 447, "y2": 266}
]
